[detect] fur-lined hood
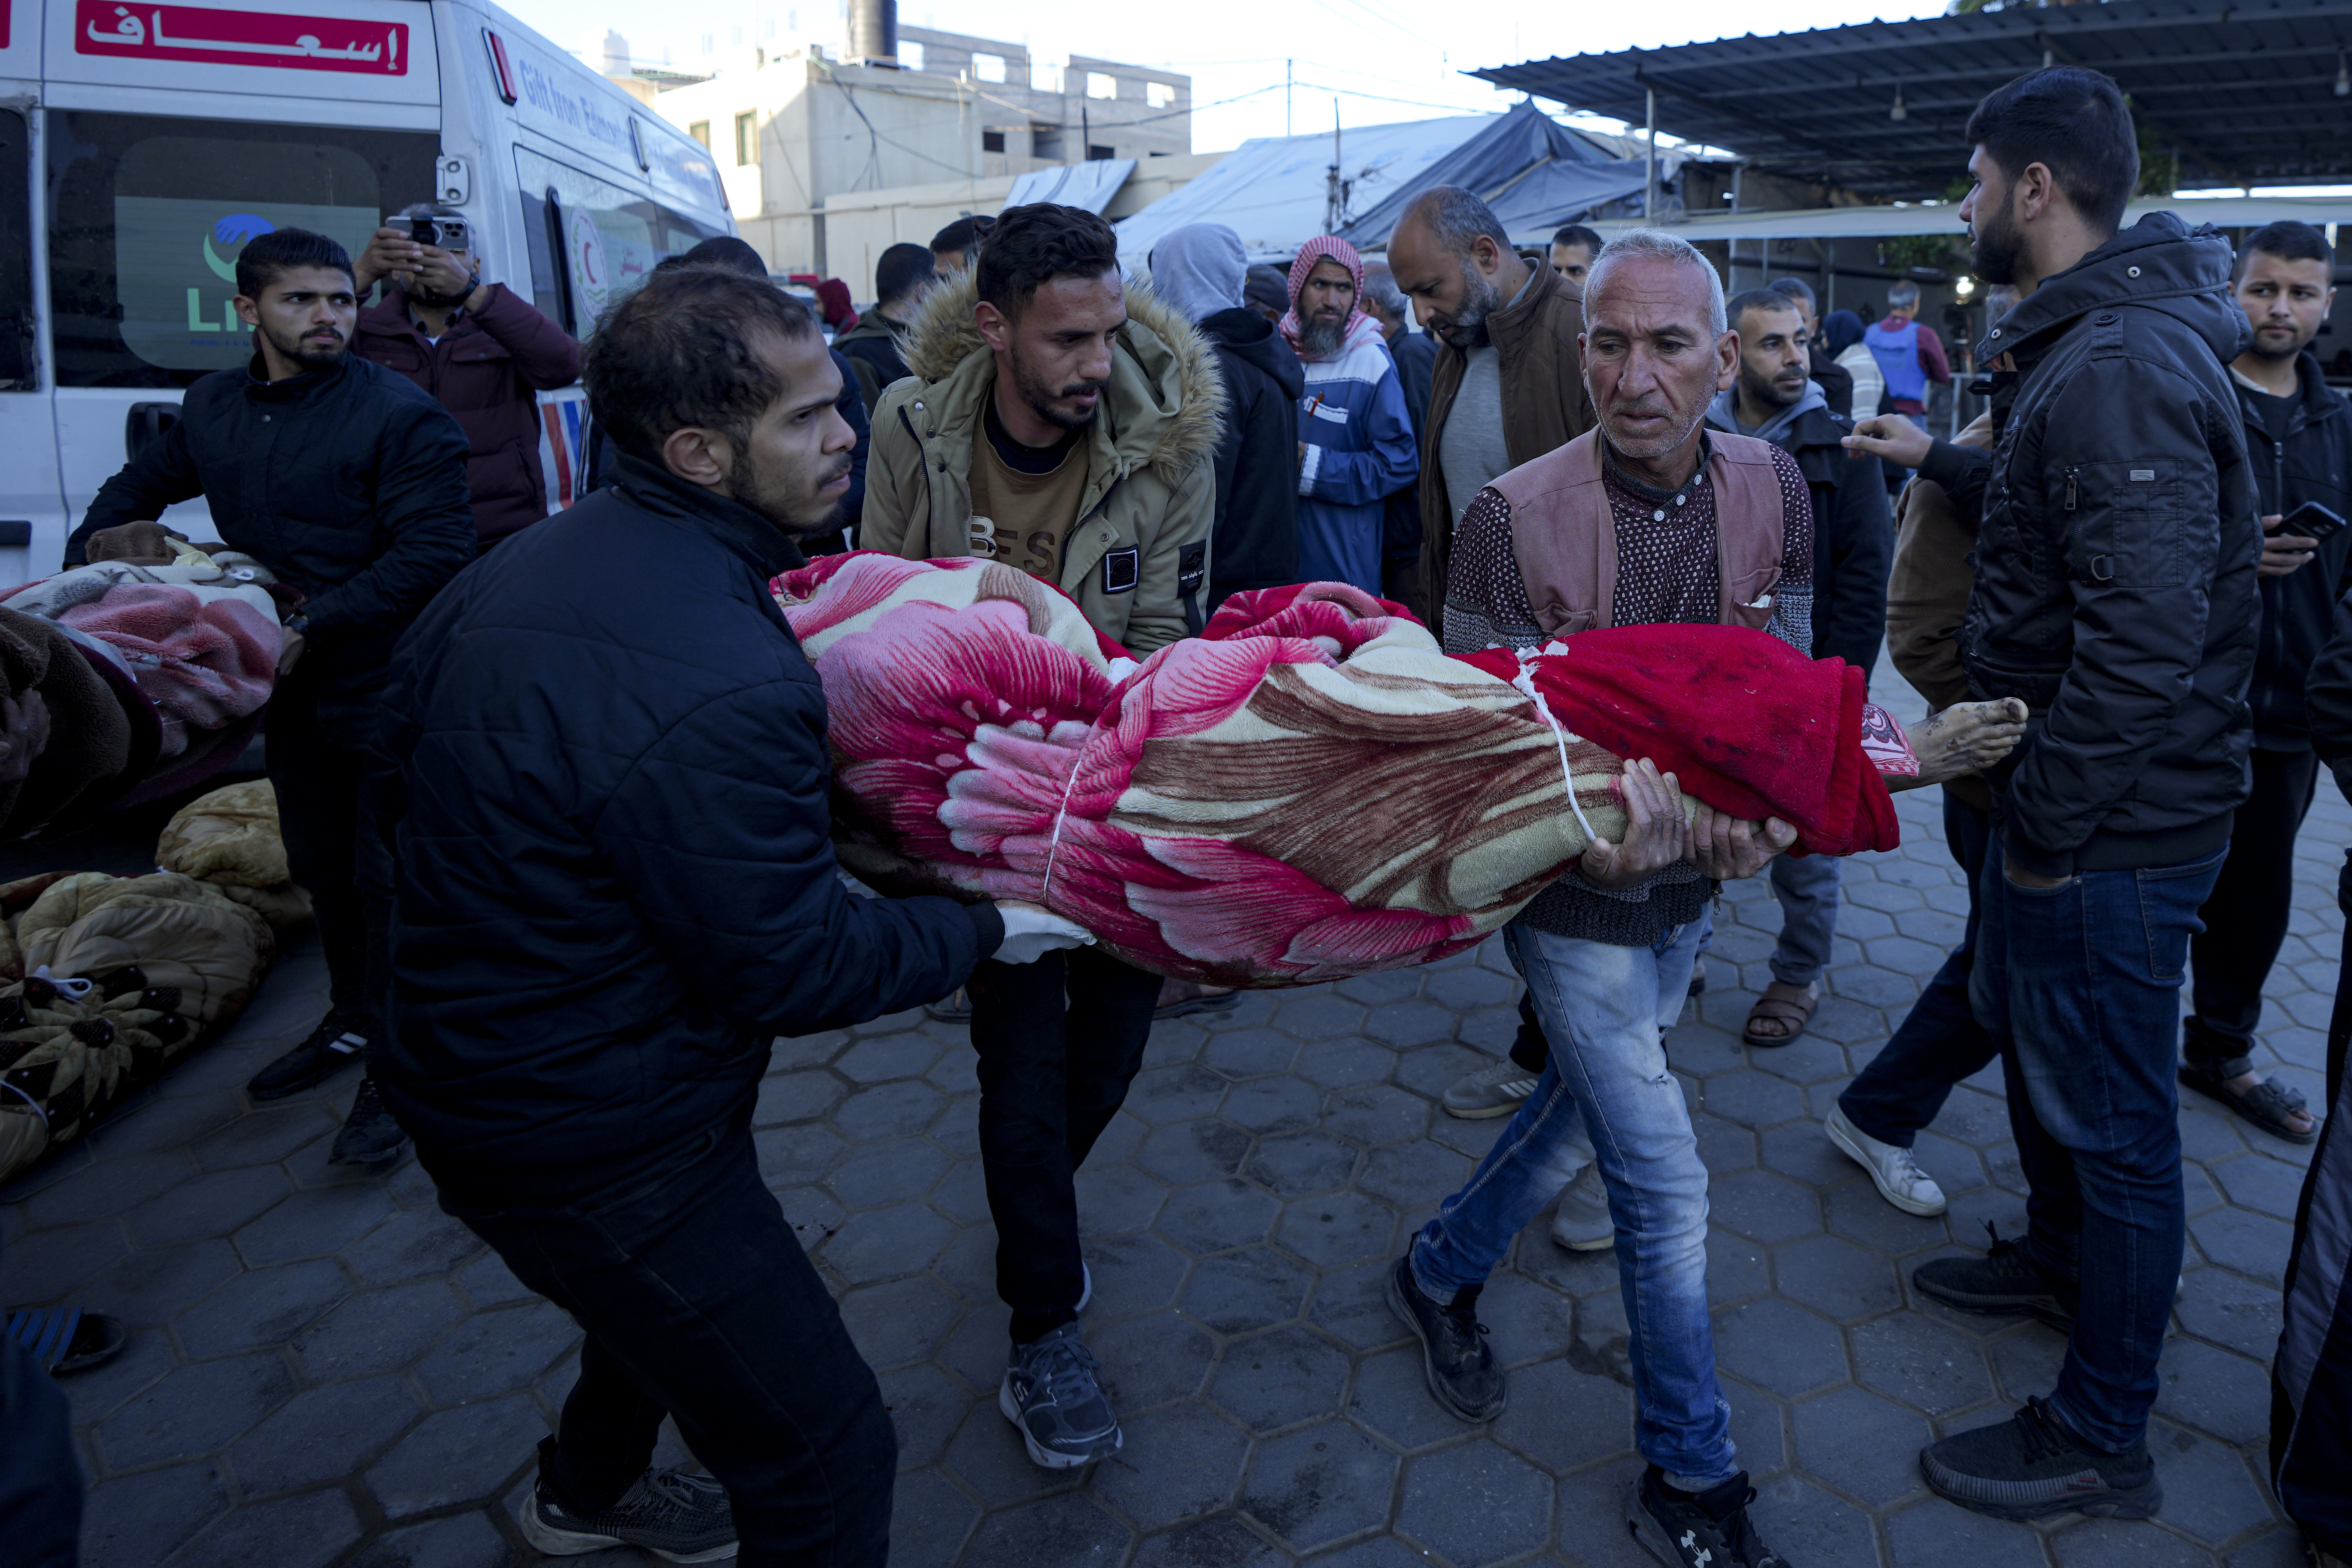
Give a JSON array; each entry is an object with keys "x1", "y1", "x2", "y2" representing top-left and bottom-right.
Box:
[{"x1": 897, "y1": 267, "x2": 1226, "y2": 484}]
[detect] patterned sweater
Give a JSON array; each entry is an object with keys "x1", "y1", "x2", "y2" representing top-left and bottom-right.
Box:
[{"x1": 1443, "y1": 435, "x2": 1817, "y2": 945}]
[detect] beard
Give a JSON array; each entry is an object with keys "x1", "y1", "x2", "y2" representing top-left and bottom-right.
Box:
[
  {"x1": 1741, "y1": 365, "x2": 1804, "y2": 412},
  {"x1": 1011, "y1": 348, "x2": 1107, "y2": 432},
  {"x1": 1971, "y1": 201, "x2": 2028, "y2": 288},
  {"x1": 260, "y1": 317, "x2": 347, "y2": 371},
  {"x1": 407, "y1": 272, "x2": 476, "y2": 308},
  {"x1": 1431, "y1": 265, "x2": 1504, "y2": 351},
  {"x1": 731, "y1": 445, "x2": 851, "y2": 541},
  {"x1": 1299, "y1": 313, "x2": 1348, "y2": 358}
]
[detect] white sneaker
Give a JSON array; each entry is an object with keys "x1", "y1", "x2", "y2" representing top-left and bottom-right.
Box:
[
  {"x1": 1824, "y1": 1106, "x2": 1947, "y2": 1216},
  {"x1": 1550, "y1": 1164, "x2": 1614, "y2": 1251},
  {"x1": 1442, "y1": 1061, "x2": 1541, "y2": 1120}
]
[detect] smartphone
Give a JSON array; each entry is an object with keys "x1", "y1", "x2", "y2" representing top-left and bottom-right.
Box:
[
  {"x1": 2282, "y1": 500, "x2": 2348, "y2": 543},
  {"x1": 383, "y1": 214, "x2": 469, "y2": 252}
]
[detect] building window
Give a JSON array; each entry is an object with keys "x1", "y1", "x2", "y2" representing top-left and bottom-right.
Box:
[
  {"x1": 899, "y1": 40, "x2": 924, "y2": 71},
  {"x1": 1147, "y1": 81, "x2": 1176, "y2": 109},
  {"x1": 1086, "y1": 144, "x2": 1114, "y2": 161},
  {"x1": 1031, "y1": 124, "x2": 1063, "y2": 160},
  {"x1": 972, "y1": 51, "x2": 1005, "y2": 83},
  {"x1": 699, "y1": 32, "x2": 714, "y2": 54},
  {"x1": 1085, "y1": 72, "x2": 1116, "y2": 101},
  {"x1": 689, "y1": 120, "x2": 710, "y2": 148},
  {"x1": 981, "y1": 129, "x2": 1006, "y2": 153},
  {"x1": 729, "y1": 24, "x2": 742, "y2": 44},
  {"x1": 734, "y1": 112, "x2": 757, "y2": 166}
]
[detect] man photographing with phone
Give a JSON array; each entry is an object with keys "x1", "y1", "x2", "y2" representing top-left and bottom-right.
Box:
[
  {"x1": 2161, "y1": 219, "x2": 2349, "y2": 1145},
  {"x1": 351, "y1": 201, "x2": 581, "y2": 552}
]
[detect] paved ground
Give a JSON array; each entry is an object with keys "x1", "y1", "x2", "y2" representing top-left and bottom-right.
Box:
[{"x1": 7, "y1": 683, "x2": 2338, "y2": 1567}]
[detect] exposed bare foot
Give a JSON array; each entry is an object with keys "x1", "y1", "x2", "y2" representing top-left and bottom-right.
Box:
[
  {"x1": 1893, "y1": 698, "x2": 2029, "y2": 790},
  {"x1": 2224, "y1": 1068, "x2": 2317, "y2": 1137}
]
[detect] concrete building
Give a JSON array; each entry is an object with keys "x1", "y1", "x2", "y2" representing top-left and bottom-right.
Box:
[{"x1": 623, "y1": 25, "x2": 1191, "y2": 280}]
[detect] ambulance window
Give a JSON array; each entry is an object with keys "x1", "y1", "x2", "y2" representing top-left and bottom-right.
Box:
[
  {"x1": 514, "y1": 147, "x2": 720, "y2": 341},
  {"x1": 0, "y1": 111, "x2": 30, "y2": 390},
  {"x1": 45, "y1": 112, "x2": 435, "y2": 388}
]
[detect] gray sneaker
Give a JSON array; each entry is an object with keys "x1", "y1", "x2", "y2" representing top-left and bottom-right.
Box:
[
  {"x1": 520, "y1": 1453, "x2": 737, "y2": 1563},
  {"x1": 1442, "y1": 1061, "x2": 1541, "y2": 1120},
  {"x1": 1550, "y1": 1164, "x2": 1615, "y2": 1251},
  {"x1": 999, "y1": 1323, "x2": 1122, "y2": 1468}
]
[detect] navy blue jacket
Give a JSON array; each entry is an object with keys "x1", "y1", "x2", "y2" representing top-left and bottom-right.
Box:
[{"x1": 374, "y1": 454, "x2": 1003, "y2": 1200}]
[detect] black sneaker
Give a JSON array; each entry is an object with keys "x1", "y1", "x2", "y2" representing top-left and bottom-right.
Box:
[
  {"x1": 998, "y1": 1322, "x2": 1122, "y2": 1467},
  {"x1": 1384, "y1": 1255, "x2": 1505, "y2": 1422},
  {"x1": 246, "y1": 1013, "x2": 371, "y2": 1101},
  {"x1": 521, "y1": 1450, "x2": 737, "y2": 1563},
  {"x1": 1921, "y1": 1396, "x2": 2161, "y2": 1521},
  {"x1": 1912, "y1": 1224, "x2": 2078, "y2": 1329},
  {"x1": 1626, "y1": 1466, "x2": 1787, "y2": 1567},
  {"x1": 328, "y1": 1074, "x2": 409, "y2": 1167}
]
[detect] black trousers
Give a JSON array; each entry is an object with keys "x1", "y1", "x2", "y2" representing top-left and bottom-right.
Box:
[
  {"x1": 966, "y1": 947, "x2": 1161, "y2": 1343},
  {"x1": 2185, "y1": 746, "x2": 2320, "y2": 1072},
  {"x1": 0, "y1": 1334, "x2": 79, "y2": 1568},
  {"x1": 440, "y1": 1124, "x2": 894, "y2": 1568},
  {"x1": 1837, "y1": 792, "x2": 1998, "y2": 1146},
  {"x1": 264, "y1": 680, "x2": 390, "y2": 1024}
]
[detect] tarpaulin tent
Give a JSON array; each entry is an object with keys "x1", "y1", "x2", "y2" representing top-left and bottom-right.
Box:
[
  {"x1": 1004, "y1": 159, "x2": 1138, "y2": 215},
  {"x1": 1339, "y1": 100, "x2": 1653, "y2": 250},
  {"x1": 1115, "y1": 114, "x2": 1493, "y2": 268}
]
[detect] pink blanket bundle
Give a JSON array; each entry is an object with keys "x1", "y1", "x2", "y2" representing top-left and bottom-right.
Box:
[
  {"x1": 53, "y1": 584, "x2": 277, "y2": 758},
  {"x1": 777, "y1": 554, "x2": 1901, "y2": 988}
]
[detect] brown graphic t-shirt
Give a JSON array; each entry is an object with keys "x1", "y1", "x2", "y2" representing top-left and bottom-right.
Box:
[{"x1": 968, "y1": 395, "x2": 1090, "y2": 581}]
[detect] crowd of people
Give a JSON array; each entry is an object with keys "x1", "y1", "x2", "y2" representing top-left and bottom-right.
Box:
[{"x1": 1, "y1": 58, "x2": 2348, "y2": 1568}]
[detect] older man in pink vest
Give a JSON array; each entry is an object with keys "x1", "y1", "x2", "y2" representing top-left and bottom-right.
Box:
[{"x1": 1386, "y1": 229, "x2": 1803, "y2": 1568}]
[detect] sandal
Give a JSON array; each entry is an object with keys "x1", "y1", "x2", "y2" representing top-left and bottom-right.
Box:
[
  {"x1": 5, "y1": 1307, "x2": 127, "y2": 1376},
  {"x1": 1742, "y1": 980, "x2": 1819, "y2": 1049},
  {"x1": 2179, "y1": 1055, "x2": 2318, "y2": 1145}
]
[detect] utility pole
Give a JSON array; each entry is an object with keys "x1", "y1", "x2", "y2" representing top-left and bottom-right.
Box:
[
  {"x1": 1286, "y1": 58, "x2": 1292, "y2": 138},
  {"x1": 1643, "y1": 85, "x2": 1656, "y2": 221},
  {"x1": 1324, "y1": 99, "x2": 1346, "y2": 232}
]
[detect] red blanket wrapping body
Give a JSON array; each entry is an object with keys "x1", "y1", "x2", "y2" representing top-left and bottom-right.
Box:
[{"x1": 780, "y1": 556, "x2": 1899, "y2": 987}]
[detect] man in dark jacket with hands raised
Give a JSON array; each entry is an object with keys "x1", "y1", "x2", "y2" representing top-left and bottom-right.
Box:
[{"x1": 374, "y1": 266, "x2": 1087, "y2": 1568}]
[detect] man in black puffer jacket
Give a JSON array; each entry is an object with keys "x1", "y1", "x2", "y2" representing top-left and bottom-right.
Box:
[
  {"x1": 1849, "y1": 68, "x2": 2259, "y2": 1523},
  {"x1": 70, "y1": 228, "x2": 474, "y2": 1170},
  {"x1": 373, "y1": 267, "x2": 1085, "y2": 1567}
]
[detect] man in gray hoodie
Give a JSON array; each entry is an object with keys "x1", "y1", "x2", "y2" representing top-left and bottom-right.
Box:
[{"x1": 1704, "y1": 288, "x2": 1892, "y2": 1052}]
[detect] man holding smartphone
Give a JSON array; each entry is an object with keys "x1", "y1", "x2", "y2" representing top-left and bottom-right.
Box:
[
  {"x1": 2172, "y1": 219, "x2": 2350, "y2": 1146},
  {"x1": 350, "y1": 203, "x2": 581, "y2": 551}
]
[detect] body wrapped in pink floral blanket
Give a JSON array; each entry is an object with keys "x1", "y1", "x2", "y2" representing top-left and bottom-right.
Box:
[{"x1": 777, "y1": 553, "x2": 2017, "y2": 988}]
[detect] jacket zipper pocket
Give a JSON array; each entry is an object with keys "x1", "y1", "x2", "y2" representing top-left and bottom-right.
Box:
[{"x1": 2063, "y1": 468, "x2": 2079, "y2": 511}]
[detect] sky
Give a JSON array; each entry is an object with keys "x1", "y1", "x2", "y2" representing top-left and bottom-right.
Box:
[{"x1": 507, "y1": 0, "x2": 1957, "y2": 154}]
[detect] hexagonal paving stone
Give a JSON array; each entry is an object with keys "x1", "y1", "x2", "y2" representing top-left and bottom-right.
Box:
[
  {"x1": 1208, "y1": 1323, "x2": 1352, "y2": 1431},
  {"x1": 1182, "y1": 1247, "x2": 1314, "y2": 1335},
  {"x1": 1127, "y1": 1064, "x2": 1234, "y2": 1125},
  {"x1": 1272, "y1": 993, "x2": 1368, "y2": 1041},
  {"x1": 1275, "y1": 1191, "x2": 1397, "y2": 1269},
  {"x1": 958, "y1": 1491, "x2": 1130, "y2": 1568},
  {"x1": 226, "y1": 1374, "x2": 423, "y2": 1497},
  {"x1": 1244, "y1": 1132, "x2": 1359, "y2": 1198},
  {"x1": 172, "y1": 1257, "x2": 350, "y2": 1357},
  {"x1": 1201, "y1": 1028, "x2": 1300, "y2": 1082},
  {"x1": 1850, "y1": 1312, "x2": 1997, "y2": 1417},
  {"x1": 1788, "y1": 1385, "x2": 1932, "y2": 1506},
  {"x1": 1322, "y1": 1084, "x2": 1433, "y2": 1146},
  {"x1": 1709, "y1": 1168, "x2": 1824, "y2": 1245},
  {"x1": 832, "y1": 1080, "x2": 946, "y2": 1142},
  {"x1": 1090, "y1": 1401, "x2": 1253, "y2": 1531},
  {"x1": 1294, "y1": 1039, "x2": 1397, "y2": 1090},
  {"x1": 835, "y1": 1031, "x2": 942, "y2": 1084},
  {"x1": 1365, "y1": 1000, "x2": 1456, "y2": 1048},
  {"x1": 1239, "y1": 1419, "x2": 1400, "y2": 1552},
  {"x1": 1396, "y1": 1440, "x2": 1554, "y2": 1564},
  {"x1": 364, "y1": 1396, "x2": 547, "y2": 1518},
  {"x1": 96, "y1": 1350, "x2": 298, "y2": 1469},
  {"x1": 292, "y1": 1280, "x2": 468, "y2": 1383},
  {"x1": 1092, "y1": 1312, "x2": 1217, "y2": 1410},
  {"x1": 1220, "y1": 1076, "x2": 1324, "y2": 1136},
  {"x1": 1712, "y1": 1297, "x2": 1849, "y2": 1399},
  {"x1": 1489, "y1": 1355, "x2": 1636, "y2": 1473},
  {"x1": 822, "y1": 1203, "x2": 959, "y2": 1284},
  {"x1": 1774, "y1": 1233, "x2": 1901, "y2": 1324},
  {"x1": 1138, "y1": 1119, "x2": 1252, "y2": 1186},
  {"x1": 1159, "y1": 1180, "x2": 1281, "y2": 1256}
]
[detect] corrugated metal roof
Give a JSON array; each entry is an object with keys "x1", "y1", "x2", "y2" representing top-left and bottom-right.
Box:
[{"x1": 1475, "y1": 0, "x2": 2352, "y2": 201}]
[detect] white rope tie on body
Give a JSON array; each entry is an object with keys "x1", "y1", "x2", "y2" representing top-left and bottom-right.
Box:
[
  {"x1": 1510, "y1": 649, "x2": 1601, "y2": 846},
  {"x1": 1036, "y1": 729, "x2": 1094, "y2": 907}
]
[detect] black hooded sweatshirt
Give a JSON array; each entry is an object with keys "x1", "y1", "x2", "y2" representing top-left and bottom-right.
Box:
[
  {"x1": 1198, "y1": 306, "x2": 1306, "y2": 602},
  {"x1": 1919, "y1": 213, "x2": 2260, "y2": 877}
]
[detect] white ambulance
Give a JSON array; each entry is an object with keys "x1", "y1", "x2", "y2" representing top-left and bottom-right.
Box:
[{"x1": 0, "y1": 0, "x2": 731, "y2": 578}]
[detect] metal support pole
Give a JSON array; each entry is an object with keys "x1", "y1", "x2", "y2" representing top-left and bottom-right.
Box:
[
  {"x1": 1643, "y1": 86, "x2": 1656, "y2": 221},
  {"x1": 1287, "y1": 58, "x2": 1293, "y2": 138}
]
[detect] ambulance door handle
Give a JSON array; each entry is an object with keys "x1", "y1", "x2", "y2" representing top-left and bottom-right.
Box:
[{"x1": 126, "y1": 403, "x2": 180, "y2": 460}]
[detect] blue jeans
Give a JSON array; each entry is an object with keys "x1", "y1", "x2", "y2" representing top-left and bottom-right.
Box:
[
  {"x1": 1971, "y1": 842, "x2": 2226, "y2": 1453},
  {"x1": 1767, "y1": 851, "x2": 1840, "y2": 987},
  {"x1": 1411, "y1": 915, "x2": 1729, "y2": 1485}
]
